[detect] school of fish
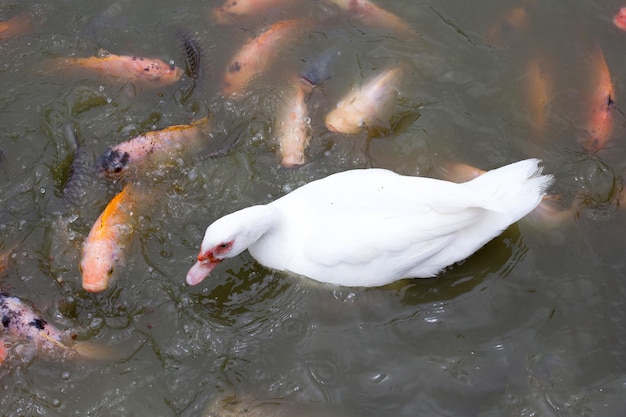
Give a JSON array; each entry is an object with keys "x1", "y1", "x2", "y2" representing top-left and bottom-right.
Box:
[{"x1": 0, "y1": 3, "x2": 625, "y2": 415}]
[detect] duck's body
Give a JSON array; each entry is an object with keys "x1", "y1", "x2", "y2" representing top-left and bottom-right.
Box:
[{"x1": 187, "y1": 159, "x2": 553, "y2": 287}]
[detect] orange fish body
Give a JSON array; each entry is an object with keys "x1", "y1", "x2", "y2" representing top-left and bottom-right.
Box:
[
  {"x1": 327, "y1": 0, "x2": 415, "y2": 35},
  {"x1": 277, "y1": 80, "x2": 312, "y2": 167},
  {"x1": 0, "y1": 342, "x2": 6, "y2": 364},
  {"x1": 614, "y1": 7, "x2": 626, "y2": 31},
  {"x1": 223, "y1": 19, "x2": 305, "y2": 97},
  {"x1": 325, "y1": 66, "x2": 402, "y2": 135},
  {"x1": 97, "y1": 116, "x2": 210, "y2": 178},
  {"x1": 49, "y1": 51, "x2": 184, "y2": 87},
  {"x1": 80, "y1": 184, "x2": 141, "y2": 293},
  {"x1": 525, "y1": 56, "x2": 551, "y2": 137},
  {"x1": 583, "y1": 45, "x2": 614, "y2": 152},
  {"x1": 0, "y1": 12, "x2": 34, "y2": 41}
]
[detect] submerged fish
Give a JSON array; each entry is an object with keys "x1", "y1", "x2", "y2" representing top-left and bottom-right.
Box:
[
  {"x1": 614, "y1": 7, "x2": 626, "y2": 31},
  {"x1": 97, "y1": 116, "x2": 211, "y2": 179},
  {"x1": 325, "y1": 66, "x2": 402, "y2": 135},
  {"x1": 1, "y1": 292, "x2": 118, "y2": 360},
  {"x1": 299, "y1": 47, "x2": 339, "y2": 87},
  {"x1": 524, "y1": 56, "x2": 552, "y2": 137},
  {"x1": 80, "y1": 183, "x2": 144, "y2": 293},
  {"x1": 203, "y1": 393, "x2": 349, "y2": 417},
  {"x1": 213, "y1": 0, "x2": 294, "y2": 23},
  {"x1": 325, "y1": 0, "x2": 416, "y2": 37},
  {"x1": 179, "y1": 31, "x2": 202, "y2": 81},
  {"x1": 223, "y1": 19, "x2": 308, "y2": 97},
  {"x1": 59, "y1": 123, "x2": 94, "y2": 206},
  {"x1": 45, "y1": 49, "x2": 184, "y2": 87},
  {"x1": 582, "y1": 44, "x2": 615, "y2": 152},
  {"x1": 486, "y1": 5, "x2": 530, "y2": 46},
  {"x1": 0, "y1": 12, "x2": 34, "y2": 41},
  {"x1": 277, "y1": 80, "x2": 313, "y2": 167}
]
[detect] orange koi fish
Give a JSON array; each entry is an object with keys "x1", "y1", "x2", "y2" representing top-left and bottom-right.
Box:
[
  {"x1": 223, "y1": 19, "x2": 307, "y2": 97},
  {"x1": 614, "y1": 7, "x2": 626, "y2": 31},
  {"x1": 0, "y1": 12, "x2": 34, "y2": 41},
  {"x1": 46, "y1": 49, "x2": 184, "y2": 87},
  {"x1": 213, "y1": 0, "x2": 294, "y2": 23},
  {"x1": 325, "y1": 0, "x2": 415, "y2": 36},
  {"x1": 97, "y1": 116, "x2": 210, "y2": 179},
  {"x1": 325, "y1": 66, "x2": 402, "y2": 135},
  {"x1": 1, "y1": 292, "x2": 120, "y2": 360},
  {"x1": 486, "y1": 5, "x2": 530, "y2": 46},
  {"x1": 277, "y1": 80, "x2": 313, "y2": 167},
  {"x1": 525, "y1": 56, "x2": 551, "y2": 137},
  {"x1": 582, "y1": 44, "x2": 614, "y2": 152},
  {"x1": 80, "y1": 184, "x2": 143, "y2": 293}
]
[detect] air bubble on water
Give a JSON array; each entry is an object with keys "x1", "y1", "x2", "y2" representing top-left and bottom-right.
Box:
[
  {"x1": 52, "y1": 398, "x2": 61, "y2": 407},
  {"x1": 40, "y1": 187, "x2": 46, "y2": 194},
  {"x1": 61, "y1": 371, "x2": 70, "y2": 380}
]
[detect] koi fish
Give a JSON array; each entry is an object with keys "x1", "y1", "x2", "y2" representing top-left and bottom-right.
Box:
[
  {"x1": 525, "y1": 56, "x2": 551, "y2": 137},
  {"x1": 277, "y1": 80, "x2": 313, "y2": 167},
  {"x1": 0, "y1": 12, "x2": 34, "y2": 41},
  {"x1": 80, "y1": 184, "x2": 143, "y2": 293},
  {"x1": 486, "y1": 5, "x2": 530, "y2": 46},
  {"x1": 223, "y1": 19, "x2": 307, "y2": 97},
  {"x1": 1, "y1": 292, "x2": 119, "y2": 360},
  {"x1": 614, "y1": 7, "x2": 626, "y2": 31},
  {"x1": 203, "y1": 393, "x2": 347, "y2": 417},
  {"x1": 582, "y1": 44, "x2": 614, "y2": 152},
  {"x1": 325, "y1": 0, "x2": 415, "y2": 37},
  {"x1": 45, "y1": 49, "x2": 184, "y2": 87},
  {"x1": 325, "y1": 66, "x2": 402, "y2": 135},
  {"x1": 97, "y1": 116, "x2": 210, "y2": 179},
  {"x1": 179, "y1": 31, "x2": 202, "y2": 81},
  {"x1": 213, "y1": 0, "x2": 294, "y2": 23},
  {"x1": 58, "y1": 123, "x2": 93, "y2": 206}
]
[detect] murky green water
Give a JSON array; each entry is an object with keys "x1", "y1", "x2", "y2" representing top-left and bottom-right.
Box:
[{"x1": 1, "y1": 0, "x2": 626, "y2": 415}]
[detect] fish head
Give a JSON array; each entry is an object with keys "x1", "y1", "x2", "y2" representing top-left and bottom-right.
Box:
[
  {"x1": 325, "y1": 104, "x2": 366, "y2": 135},
  {"x1": 80, "y1": 240, "x2": 118, "y2": 293},
  {"x1": 97, "y1": 148, "x2": 130, "y2": 178}
]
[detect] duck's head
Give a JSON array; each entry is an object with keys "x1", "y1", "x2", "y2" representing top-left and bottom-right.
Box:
[{"x1": 186, "y1": 205, "x2": 279, "y2": 286}]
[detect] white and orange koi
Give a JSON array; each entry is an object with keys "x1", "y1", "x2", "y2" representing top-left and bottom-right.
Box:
[
  {"x1": 582, "y1": 44, "x2": 615, "y2": 152},
  {"x1": 0, "y1": 12, "x2": 34, "y2": 41},
  {"x1": 80, "y1": 184, "x2": 144, "y2": 293},
  {"x1": 45, "y1": 49, "x2": 184, "y2": 87},
  {"x1": 1, "y1": 292, "x2": 119, "y2": 361},
  {"x1": 97, "y1": 116, "x2": 211, "y2": 179},
  {"x1": 325, "y1": 66, "x2": 402, "y2": 135},
  {"x1": 325, "y1": 0, "x2": 415, "y2": 36},
  {"x1": 223, "y1": 19, "x2": 308, "y2": 97},
  {"x1": 277, "y1": 79, "x2": 313, "y2": 167}
]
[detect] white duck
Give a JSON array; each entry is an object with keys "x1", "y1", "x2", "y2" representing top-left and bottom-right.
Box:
[{"x1": 187, "y1": 159, "x2": 553, "y2": 287}]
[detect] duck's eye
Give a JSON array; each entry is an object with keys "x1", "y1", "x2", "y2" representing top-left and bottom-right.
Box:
[
  {"x1": 107, "y1": 268, "x2": 114, "y2": 276},
  {"x1": 219, "y1": 243, "x2": 229, "y2": 249}
]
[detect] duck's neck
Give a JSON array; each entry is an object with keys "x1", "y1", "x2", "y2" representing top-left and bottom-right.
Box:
[{"x1": 234, "y1": 205, "x2": 282, "y2": 248}]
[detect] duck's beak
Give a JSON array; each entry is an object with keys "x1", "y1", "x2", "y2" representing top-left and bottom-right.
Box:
[{"x1": 186, "y1": 259, "x2": 220, "y2": 285}]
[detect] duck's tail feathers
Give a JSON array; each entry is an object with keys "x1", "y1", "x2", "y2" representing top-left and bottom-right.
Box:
[{"x1": 464, "y1": 158, "x2": 554, "y2": 220}]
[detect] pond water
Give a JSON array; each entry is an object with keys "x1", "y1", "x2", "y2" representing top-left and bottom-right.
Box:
[{"x1": 1, "y1": 0, "x2": 626, "y2": 415}]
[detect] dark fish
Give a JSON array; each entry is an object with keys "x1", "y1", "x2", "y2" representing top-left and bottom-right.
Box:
[
  {"x1": 179, "y1": 31, "x2": 203, "y2": 81},
  {"x1": 59, "y1": 123, "x2": 94, "y2": 207},
  {"x1": 299, "y1": 47, "x2": 339, "y2": 87}
]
